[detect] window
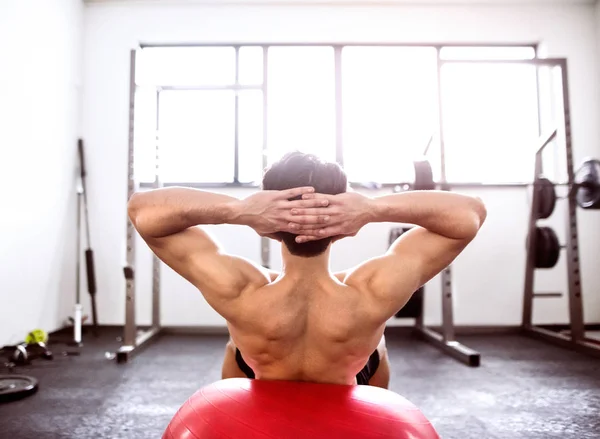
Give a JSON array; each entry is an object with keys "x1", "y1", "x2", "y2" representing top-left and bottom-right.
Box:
[
  {"x1": 132, "y1": 44, "x2": 541, "y2": 186},
  {"x1": 158, "y1": 90, "x2": 235, "y2": 183},
  {"x1": 266, "y1": 46, "x2": 336, "y2": 166},
  {"x1": 342, "y1": 47, "x2": 438, "y2": 183},
  {"x1": 440, "y1": 62, "x2": 539, "y2": 183}
]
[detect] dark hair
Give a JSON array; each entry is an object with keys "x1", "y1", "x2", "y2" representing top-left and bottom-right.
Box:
[{"x1": 262, "y1": 151, "x2": 348, "y2": 257}]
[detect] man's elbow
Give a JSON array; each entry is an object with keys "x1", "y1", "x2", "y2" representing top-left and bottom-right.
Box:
[
  {"x1": 473, "y1": 197, "x2": 487, "y2": 228},
  {"x1": 127, "y1": 192, "x2": 145, "y2": 226}
]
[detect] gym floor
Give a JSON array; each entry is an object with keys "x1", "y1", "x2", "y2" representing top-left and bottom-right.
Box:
[{"x1": 2, "y1": 329, "x2": 599, "y2": 439}]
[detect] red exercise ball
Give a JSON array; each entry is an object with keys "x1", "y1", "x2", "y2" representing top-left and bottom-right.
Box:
[{"x1": 163, "y1": 378, "x2": 440, "y2": 439}]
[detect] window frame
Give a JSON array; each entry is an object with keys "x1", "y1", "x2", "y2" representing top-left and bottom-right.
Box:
[{"x1": 134, "y1": 42, "x2": 540, "y2": 189}]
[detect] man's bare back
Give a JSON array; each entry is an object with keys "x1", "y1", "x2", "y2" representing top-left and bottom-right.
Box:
[
  {"x1": 222, "y1": 272, "x2": 389, "y2": 385},
  {"x1": 127, "y1": 153, "x2": 486, "y2": 388}
]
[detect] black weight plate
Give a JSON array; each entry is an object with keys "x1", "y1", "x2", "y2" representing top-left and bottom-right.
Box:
[
  {"x1": 413, "y1": 160, "x2": 435, "y2": 190},
  {"x1": 575, "y1": 159, "x2": 600, "y2": 209},
  {"x1": 0, "y1": 375, "x2": 38, "y2": 403},
  {"x1": 535, "y1": 227, "x2": 560, "y2": 269},
  {"x1": 536, "y1": 177, "x2": 556, "y2": 219}
]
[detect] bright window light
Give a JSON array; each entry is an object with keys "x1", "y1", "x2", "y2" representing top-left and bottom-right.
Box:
[
  {"x1": 440, "y1": 62, "x2": 539, "y2": 183},
  {"x1": 342, "y1": 47, "x2": 438, "y2": 183},
  {"x1": 238, "y1": 90, "x2": 264, "y2": 184},
  {"x1": 239, "y1": 46, "x2": 263, "y2": 86},
  {"x1": 266, "y1": 46, "x2": 336, "y2": 165},
  {"x1": 157, "y1": 90, "x2": 235, "y2": 183},
  {"x1": 136, "y1": 47, "x2": 236, "y2": 86}
]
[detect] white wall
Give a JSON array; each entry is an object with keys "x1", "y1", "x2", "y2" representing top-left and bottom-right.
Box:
[
  {"x1": 0, "y1": 0, "x2": 84, "y2": 345},
  {"x1": 82, "y1": 1, "x2": 600, "y2": 329}
]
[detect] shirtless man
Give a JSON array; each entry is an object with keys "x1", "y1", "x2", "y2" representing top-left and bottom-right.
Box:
[{"x1": 128, "y1": 152, "x2": 486, "y2": 388}]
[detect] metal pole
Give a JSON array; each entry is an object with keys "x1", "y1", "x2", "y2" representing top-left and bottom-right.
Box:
[
  {"x1": 559, "y1": 61, "x2": 585, "y2": 342},
  {"x1": 522, "y1": 152, "x2": 543, "y2": 328},
  {"x1": 334, "y1": 46, "x2": 343, "y2": 166},
  {"x1": 152, "y1": 89, "x2": 161, "y2": 328},
  {"x1": 123, "y1": 49, "x2": 138, "y2": 348},
  {"x1": 261, "y1": 46, "x2": 270, "y2": 269},
  {"x1": 234, "y1": 46, "x2": 240, "y2": 183},
  {"x1": 436, "y1": 47, "x2": 456, "y2": 342}
]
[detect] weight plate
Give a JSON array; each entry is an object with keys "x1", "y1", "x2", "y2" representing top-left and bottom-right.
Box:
[
  {"x1": 534, "y1": 226, "x2": 560, "y2": 269},
  {"x1": 575, "y1": 159, "x2": 600, "y2": 209},
  {"x1": 536, "y1": 177, "x2": 556, "y2": 219},
  {"x1": 413, "y1": 160, "x2": 435, "y2": 190},
  {"x1": 0, "y1": 375, "x2": 38, "y2": 403}
]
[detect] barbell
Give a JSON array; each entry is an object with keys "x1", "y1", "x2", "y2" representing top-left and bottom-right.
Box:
[
  {"x1": 410, "y1": 158, "x2": 600, "y2": 212},
  {"x1": 534, "y1": 158, "x2": 600, "y2": 218}
]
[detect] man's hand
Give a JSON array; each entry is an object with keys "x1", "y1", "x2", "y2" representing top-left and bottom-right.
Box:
[
  {"x1": 288, "y1": 192, "x2": 374, "y2": 243},
  {"x1": 233, "y1": 187, "x2": 331, "y2": 237}
]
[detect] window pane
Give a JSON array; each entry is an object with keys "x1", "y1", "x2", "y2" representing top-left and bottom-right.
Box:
[
  {"x1": 440, "y1": 63, "x2": 539, "y2": 183},
  {"x1": 266, "y1": 46, "x2": 335, "y2": 164},
  {"x1": 137, "y1": 47, "x2": 236, "y2": 86},
  {"x1": 158, "y1": 90, "x2": 234, "y2": 182},
  {"x1": 238, "y1": 90, "x2": 264, "y2": 184},
  {"x1": 239, "y1": 46, "x2": 263, "y2": 86},
  {"x1": 342, "y1": 47, "x2": 438, "y2": 183},
  {"x1": 440, "y1": 46, "x2": 535, "y2": 60},
  {"x1": 133, "y1": 87, "x2": 158, "y2": 183}
]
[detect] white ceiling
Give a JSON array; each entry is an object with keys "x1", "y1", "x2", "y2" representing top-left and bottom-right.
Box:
[{"x1": 84, "y1": 0, "x2": 597, "y2": 5}]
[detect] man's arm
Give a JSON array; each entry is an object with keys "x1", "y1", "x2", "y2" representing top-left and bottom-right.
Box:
[
  {"x1": 127, "y1": 186, "x2": 323, "y2": 319},
  {"x1": 291, "y1": 191, "x2": 487, "y2": 320}
]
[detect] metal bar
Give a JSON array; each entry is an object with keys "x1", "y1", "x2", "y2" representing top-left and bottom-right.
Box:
[
  {"x1": 261, "y1": 46, "x2": 270, "y2": 269},
  {"x1": 523, "y1": 327, "x2": 600, "y2": 358},
  {"x1": 413, "y1": 326, "x2": 481, "y2": 367},
  {"x1": 535, "y1": 129, "x2": 558, "y2": 156},
  {"x1": 140, "y1": 42, "x2": 538, "y2": 49},
  {"x1": 123, "y1": 49, "x2": 138, "y2": 348},
  {"x1": 441, "y1": 58, "x2": 566, "y2": 66},
  {"x1": 436, "y1": 47, "x2": 457, "y2": 343},
  {"x1": 234, "y1": 46, "x2": 240, "y2": 183},
  {"x1": 522, "y1": 152, "x2": 543, "y2": 328},
  {"x1": 436, "y1": 47, "x2": 447, "y2": 189},
  {"x1": 560, "y1": 62, "x2": 585, "y2": 342},
  {"x1": 158, "y1": 85, "x2": 262, "y2": 91},
  {"x1": 441, "y1": 268, "x2": 455, "y2": 341},
  {"x1": 334, "y1": 46, "x2": 343, "y2": 166},
  {"x1": 152, "y1": 89, "x2": 162, "y2": 328},
  {"x1": 533, "y1": 292, "x2": 563, "y2": 298},
  {"x1": 116, "y1": 326, "x2": 162, "y2": 363}
]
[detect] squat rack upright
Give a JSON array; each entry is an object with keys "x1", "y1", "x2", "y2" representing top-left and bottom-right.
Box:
[{"x1": 117, "y1": 50, "x2": 163, "y2": 363}]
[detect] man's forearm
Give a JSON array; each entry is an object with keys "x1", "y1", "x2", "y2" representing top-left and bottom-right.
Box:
[
  {"x1": 369, "y1": 191, "x2": 487, "y2": 240},
  {"x1": 128, "y1": 187, "x2": 238, "y2": 238}
]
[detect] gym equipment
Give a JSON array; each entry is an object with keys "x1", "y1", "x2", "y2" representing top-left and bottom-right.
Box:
[
  {"x1": 0, "y1": 342, "x2": 53, "y2": 374},
  {"x1": 162, "y1": 378, "x2": 440, "y2": 439},
  {"x1": 117, "y1": 50, "x2": 163, "y2": 363},
  {"x1": 75, "y1": 138, "x2": 99, "y2": 342},
  {"x1": 0, "y1": 375, "x2": 38, "y2": 403},
  {"x1": 536, "y1": 177, "x2": 557, "y2": 219},
  {"x1": 523, "y1": 59, "x2": 600, "y2": 359},
  {"x1": 533, "y1": 160, "x2": 600, "y2": 218},
  {"x1": 574, "y1": 159, "x2": 600, "y2": 209},
  {"x1": 389, "y1": 227, "x2": 480, "y2": 367},
  {"x1": 24, "y1": 329, "x2": 48, "y2": 345},
  {"x1": 533, "y1": 227, "x2": 560, "y2": 269},
  {"x1": 413, "y1": 159, "x2": 435, "y2": 190}
]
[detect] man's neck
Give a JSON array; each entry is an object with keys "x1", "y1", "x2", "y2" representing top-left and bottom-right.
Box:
[{"x1": 280, "y1": 246, "x2": 331, "y2": 276}]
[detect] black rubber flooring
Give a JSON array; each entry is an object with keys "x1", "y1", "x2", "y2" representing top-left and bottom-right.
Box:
[{"x1": 1, "y1": 329, "x2": 599, "y2": 438}]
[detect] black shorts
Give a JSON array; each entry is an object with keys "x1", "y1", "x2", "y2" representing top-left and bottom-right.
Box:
[{"x1": 235, "y1": 348, "x2": 380, "y2": 386}]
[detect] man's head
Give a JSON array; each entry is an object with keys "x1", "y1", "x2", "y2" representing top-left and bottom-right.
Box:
[{"x1": 262, "y1": 152, "x2": 348, "y2": 257}]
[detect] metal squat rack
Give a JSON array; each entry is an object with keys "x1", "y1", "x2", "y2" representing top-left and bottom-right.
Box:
[
  {"x1": 522, "y1": 59, "x2": 600, "y2": 358},
  {"x1": 117, "y1": 50, "x2": 163, "y2": 363}
]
